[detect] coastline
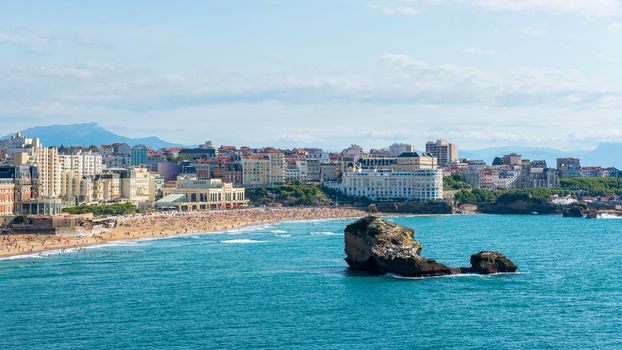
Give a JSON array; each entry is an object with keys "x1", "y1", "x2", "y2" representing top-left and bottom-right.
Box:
[{"x1": 0, "y1": 207, "x2": 367, "y2": 259}]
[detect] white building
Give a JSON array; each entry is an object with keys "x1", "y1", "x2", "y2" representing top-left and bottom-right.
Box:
[
  {"x1": 59, "y1": 151, "x2": 103, "y2": 177},
  {"x1": 6, "y1": 133, "x2": 61, "y2": 198},
  {"x1": 326, "y1": 168, "x2": 443, "y2": 201}
]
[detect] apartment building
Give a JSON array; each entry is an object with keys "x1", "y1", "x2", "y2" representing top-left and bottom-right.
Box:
[
  {"x1": 59, "y1": 150, "x2": 103, "y2": 177},
  {"x1": 425, "y1": 140, "x2": 458, "y2": 167},
  {"x1": 6, "y1": 133, "x2": 61, "y2": 198},
  {"x1": 241, "y1": 152, "x2": 285, "y2": 187}
]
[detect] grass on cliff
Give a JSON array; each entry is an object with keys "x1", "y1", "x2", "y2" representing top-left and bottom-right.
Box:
[
  {"x1": 62, "y1": 202, "x2": 147, "y2": 216},
  {"x1": 560, "y1": 178, "x2": 622, "y2": 196},
  {"x1": 454, "y1": 188, "x2": 572, "y2": 206},
  {"x1": 246, "y1": 180, "x2": 332, "y2": 206}
]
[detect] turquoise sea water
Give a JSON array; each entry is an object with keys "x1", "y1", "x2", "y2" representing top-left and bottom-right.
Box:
[{"x1": 1, "y1": 214, "x2": 622, "y2": 349}]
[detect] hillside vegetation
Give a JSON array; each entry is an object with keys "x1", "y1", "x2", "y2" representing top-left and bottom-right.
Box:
[{"x1": 246, "y1": 181, "x2": 331, "y2": 206}]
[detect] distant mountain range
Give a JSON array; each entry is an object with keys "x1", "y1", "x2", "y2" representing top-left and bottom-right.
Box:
[
  {"x1": 461, "y1": 144, "x2": 622, "y2": 169},
  {"x1": 2, "y1": 122, "x2": 184, "y2": 149},
  {"x1": 2, "y1": 122, "x2": 621, "y2": 168}
]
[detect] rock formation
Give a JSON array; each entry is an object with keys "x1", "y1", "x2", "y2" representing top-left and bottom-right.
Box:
[
  {"x1": 344, "y1": 216, "x2": 517, "y2": 277},
  {"x1": 562, "y1": 203, "x2": 589, "y2": 218}
]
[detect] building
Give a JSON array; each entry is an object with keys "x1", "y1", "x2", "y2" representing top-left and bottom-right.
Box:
[
  {"x1": 0, "y1": 165, "x2": 36, "y2": 205},
  {"x1": 518, "y1": 161, "x2": 559, "y2": 189},
  {"x1": 388, "y1": 143, "x2": 414, "y2": 157},
  {"x1": 157, "y1": 161, "x2": 181, "y2": 182},
  {"x1": 178, "y1": 148, "x2": 217, "y2": 160},
  {"x1": 131, "y1": 145, "x2": 149, "y2": 166},
  {"x1": 112, "y1": 143, "x2": 131, "y2": 156},
  {"x1": 359, "y1": 157, "x2": 396, "y2": 171},
  {"x1": 103, "y1": 155, "x2": 131, "y2": 169},
  {"x1": 392, "y1": 152, "x2": 438, "y2": 172},
  {"x1": 241, "y1": 152, "x2": 285, "y2": 187},
  {"x1": 60, "y1": 172, "x2": 94, "y2": 205},
  {"x1": 107, "y1": 167, "x2": 155, "y2": 204},
  {"x1": 93, "y1": 172, "x2": 121, "y2": 203},
  {"x1": 580, "y1": 166, "x2": 605, "y2": 178},
  {"x1": 557, "y1": 158, "x2": 581, "y2": 178},
  {"x1": 326, "y1": 168, "x2": 443, "y2": 201},
  {"x1": 306, "y1": 159, "x2": 321, "y2": 182},
  {"x1": 501, "y1": 153, "x2": 523, "y2": 167},
  {"x1": 320, "y1": 163, "x2": 340, "y2": 183},
  {"x1": 158, "y1": 176, "x2": 247, "y2": 211},
  {"x1": 6, "y1": 133, "x2": 61, "y2": 198},
  {"x1": 425, "y1": 140, "x2": 458, "y2": 167},
  {"x1": 578, "y1": 166, "x2": 619, "y2": 178},
  {"x1": 0, "y1": 179, "x2": 16, "y2": 215},
  {"x1": 18, "y1": 198, "x2": 63, "y2": 215},
  {"x1": 59, "y1": 150, "x2": 103, "y2": 177}
]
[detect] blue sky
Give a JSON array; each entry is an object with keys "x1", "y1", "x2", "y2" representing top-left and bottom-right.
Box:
[{"x1": 1, "y1": 0, "x2": 622, "y2": 151}]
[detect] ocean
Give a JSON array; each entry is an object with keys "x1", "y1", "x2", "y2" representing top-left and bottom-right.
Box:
[{"x1": 1, "y1": 214, "x2": 621, "y2": 349}]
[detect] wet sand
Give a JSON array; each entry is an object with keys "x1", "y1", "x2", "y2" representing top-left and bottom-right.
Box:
[{"x1": 0, "y1": 207, "x2": 366, "y2": 258}]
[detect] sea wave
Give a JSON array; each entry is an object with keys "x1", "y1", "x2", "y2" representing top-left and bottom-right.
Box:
[
  {"x1": 597, "y1": 213, "x2": 622, "y2": 219},
  {"x1": 273, "y1": 233, "x2": 292, "y2": 238},
  {"x1": 309, "y1": 231, "x2": 340, "y2": 236},
  {"x1": 0, "y1": 253, "x2": 45, "y2": 260},
  {"x1": 385, "y1": 271, "x2": 527, "y2": 280},
  {"x1": 220, "y1": 239, "x2": 265, "y2": 244}
]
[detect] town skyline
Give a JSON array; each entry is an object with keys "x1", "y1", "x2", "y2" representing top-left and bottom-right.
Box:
[
  {"x1": 3, "y1": 1, "x2": 622, "y2": 150},
  {"x1": 6, "y1": 120, "x2": 622, "y2": 154}
]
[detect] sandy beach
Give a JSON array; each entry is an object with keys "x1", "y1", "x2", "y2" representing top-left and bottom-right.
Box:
[{"x1": 0, "y1": 207, "x2": 366, "y2": 259}]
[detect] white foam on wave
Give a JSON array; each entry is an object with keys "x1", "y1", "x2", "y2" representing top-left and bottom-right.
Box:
[
  {"x1": 222, "y1": 223, "x2": 275, "y2": 235},
  {"x1": 220, "y1": 239, "x2": 265, "y2": 244},
  {"x1": 597, "y1": 213, "x2": 622, "y2": 219},
  {"x1": 309, "y1": 231, "x2": 340, "y2": 236},
  {"x1": 385, "y1": 271, "x2": 526, "y2": 280},
  {"x1": 273, "y1": 233, "x2": 292, "y2": 238},
  {"x1": 271, "y1": 230, "x2": 288, "y2": 234},
  {"x1": 0, "y1": 253, "x2": 45, "y2": 260}
]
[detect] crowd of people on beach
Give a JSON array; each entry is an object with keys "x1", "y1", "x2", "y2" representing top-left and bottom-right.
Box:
[{"x1": 0, "y1": 207, "x2": 365, "y2": 258}]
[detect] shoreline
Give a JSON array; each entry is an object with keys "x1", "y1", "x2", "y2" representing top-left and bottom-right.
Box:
[
  {"x1": 0, "y1": 207, "x2": 367, "y2": 259},
  {"x1": 5, "y1": 208, "x2": 610, "y2": 260}
]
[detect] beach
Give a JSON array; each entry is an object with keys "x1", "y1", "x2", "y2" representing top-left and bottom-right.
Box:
[{"x1": 0, "y1": 207, "x2": 366, "y2": 258}]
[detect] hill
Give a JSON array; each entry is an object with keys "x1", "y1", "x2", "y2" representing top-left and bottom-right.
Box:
[{"x1": 3, "y1": 122, "x2": 184, "y2": 149}]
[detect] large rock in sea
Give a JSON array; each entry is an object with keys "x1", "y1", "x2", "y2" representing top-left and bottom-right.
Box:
[{"x1": 344, "y1": 216, "x2": 517, "y2": 277}]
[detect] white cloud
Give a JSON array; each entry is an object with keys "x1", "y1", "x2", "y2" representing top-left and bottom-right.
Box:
[
  {"x1": 379, "y1": 0, "x2": 622, "y2": 17},
  {"x1": 369, "y1": 4, "x2": 420, "y2": 16},
  {"x1": 4, "y1": 55, "x2": 622, "y2": 149},
  {"x1": 463, "y1": 47, "x2": 499, "y2": 55},
  {"x1": 474, "y1": 0, "x2": 622, "y2": 17},
  {"x1": 0, "y1": 31, "x2": 56, "y2": 45}
]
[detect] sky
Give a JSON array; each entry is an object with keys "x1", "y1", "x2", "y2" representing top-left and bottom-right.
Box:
[{"x1": 1, "y1": 0, "x2": 622, "y2": 151}]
